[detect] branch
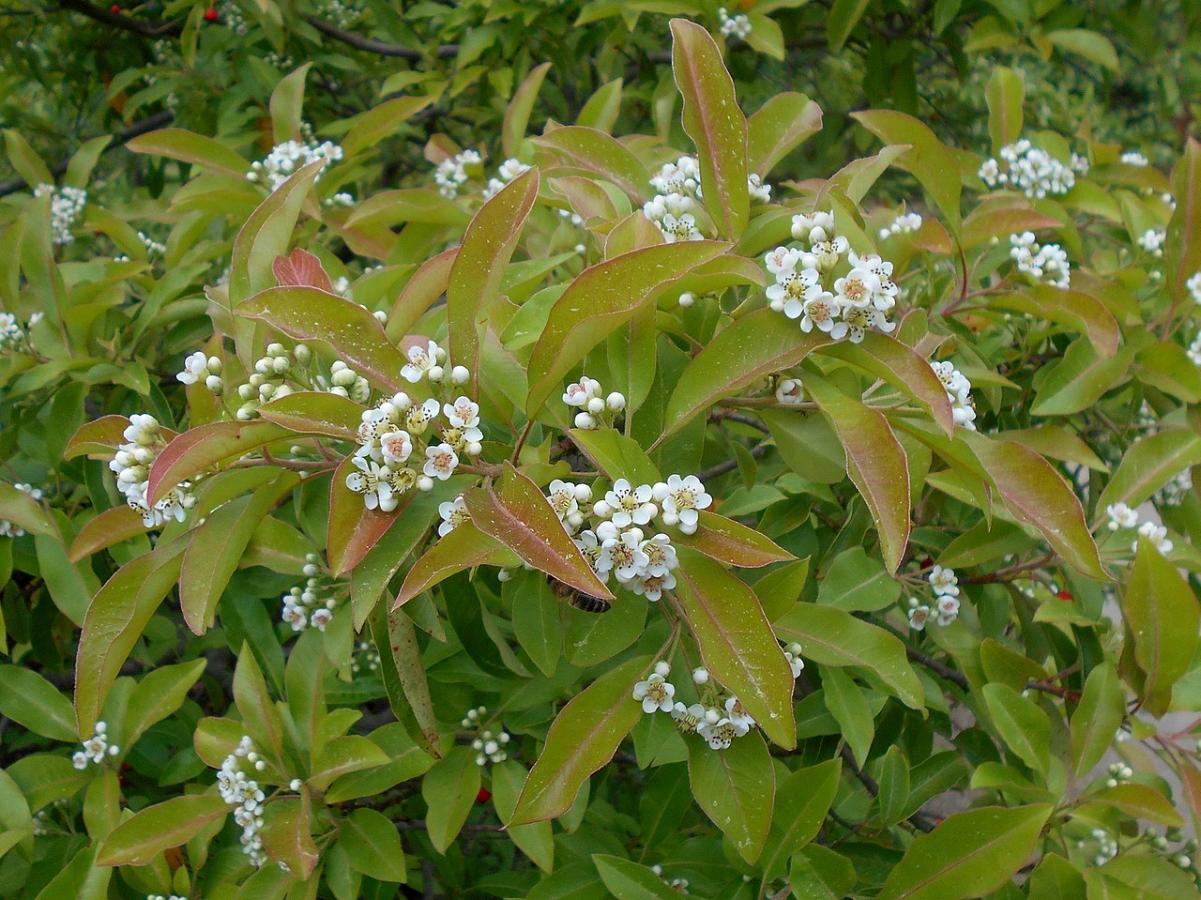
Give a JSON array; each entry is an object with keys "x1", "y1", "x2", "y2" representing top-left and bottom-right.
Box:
[
  {"x1": 56, "y1": 0, "x2": 182, "y2": 36},
  {"x1": 699, "y1": 441, "x2": 769, "y2": 480},
  {"x1": 0, "y1": 110, "x2": 174, "y2": 198},
  {"x1": 300, "y1": 14, "x2": 458, "y2": 60}
]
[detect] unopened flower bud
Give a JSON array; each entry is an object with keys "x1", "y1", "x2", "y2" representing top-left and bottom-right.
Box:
[
  {"x1": 451, "y1": 365, "x2": 470, "y2": 384},
  {"x1": 606, "y1": 392, "x2": 625, "y2": 411},
  {"x1": 587, "y1": 397, "x2": 605, "y2": 415}
]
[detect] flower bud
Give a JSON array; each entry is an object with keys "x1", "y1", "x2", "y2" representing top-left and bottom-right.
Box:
[
  {"x1": 417, "y1": 475, "x2": 434, "y2": 491},
  {"x1": 654, "y1": 660, "x2": 671, "y2": 677},
  {"x1": 606, "y1": 392, "x2": 625, "y2": 411},
  {"x1": 207, "y1": 356, "x2": 222, "y2": 374},
  {"x1": 294, "y1": 344, "x2": 311, "y2": 364},
  {"x1": 427, "y1": 365, "x2": 444, "y2": 382},
  {"x1": 678, "y1": 292, "x2": 695, "y2": 307},
  {"x1": 692, "y1": 667, "x2": 709, "y2": 684},
  {"x1": 574, "y1": 412, "x2": 596, "y2": 429},
  {"x1": 451, "y1": 365, "x2": 470, "y2": 384},
  {"x1": 587, "y1": 397, "x2": 605, "y2": 415},
  {"x1": 272, "y1": 356, "x2": 289, "y2": 375},
  {"x1": 267, "y1": 342, "x2": 285, "y2": 357},
  {"x1": 205, "y1": 375, "x2": 223, "y2": 394}
]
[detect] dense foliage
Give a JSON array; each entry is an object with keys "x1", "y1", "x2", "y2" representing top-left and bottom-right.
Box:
[{"x1": 4, "y1": 1, "x2": 1201, "y2": 898}]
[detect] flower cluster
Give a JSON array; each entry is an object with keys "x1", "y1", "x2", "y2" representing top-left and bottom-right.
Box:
[
  {"x1": 718, "y1": 7, "x2": 752, "y2": 40},
  {"x1": 977, "y1": 139, "x2": 1077, "y2": 198},
  {"x1": 1089, "y1": 828, "x2": 1119, "y2": 867},
  {"x1": 323, "y1": 0, "x2": 361, "y2": 28},
  {"x1": 218, "y1": 0, "x2": 248, "y2": 34},
  {"x1": 33, "y1": 183, "x2": 87, "y2": 245},
  {"x1": 71, "y1": 721, "x2": 119, "y2": 770},
  {"x1": 930, "y1": 360, "x2": 977, "y2": 430},
  {"x1": 247, "y1": 139, "x2": 343, "y2": 192},
  {"x1": 176, "y1": 350, "x2": 223, "y2": 393},
  {"x1": 147, "y1": 895, "x2": 187, "y2": 900},
  {"x1": 434, "y1": 149, "x2": 482, "y2": 199},
  {"x1": 562, "y1": 376, "x2": 626, "y2": 429},
  {"x1": 0, "y1": 482, "x2": 42, "y2": 538},
  {"x1": 110, "y1": 414, "x2": 196, "y2": 528},
  {"x1": 351, "y1": 640, "x2": 380, "y2": 675},
  {"x1": 764, "y1": 210, "x2": 898, "y2": 343},
  {"x1": 138, "y1": 230, "x2": 166, "y2": 257},
  {"x1": 483, "y1": 157, "x2": 530, "y2": 200},
  {"x1": 879, "y1": 211, "x2": 923, "y2": 240},
  {"x1": 908, "y1": 565, "x2": 961, "y2": 630},
  {"x1": 1137, "y1": 228, "x2": 1166, "y2": 257},
  {"x1": 1104, "y1": 761, "x2": 1134, "y2": 788},
  {"x1": 643, "y1": 154, "x2": 770, "y2": 242},
  {"x1": 1009, "y1": 231, "x2": 1070, "y2": 288},
  {"x1": 280, "y1": 554, "x2": 337, "y2": 632},
  {"x1": 346, "y1": 342, "x2": 482, "y2": 511},
  {"x1": 461, "y1": 707, "x2": 511, "y2": 767},
  {"x1": 438, "y1": 495, "x2": 470, "y2": 536},
  {"x1": 216, "y1": 736, "x2": 267, "y2": 867},
  {"x1": 0, "y1": 312, "x2": 27, "y2": 351},
  {"x1": 1120, "y1": 151, "x2": 1149, "y2": 167},
  {"x1": 1106, "y1": 502, "x2": 1174, "y2": 554},
  {"x1": 1187, "y1": 271, "x2": 1201, "y2": 305},
  {"x1": 1156, "y1": 468, "x2": 1193, "y2": 507}
]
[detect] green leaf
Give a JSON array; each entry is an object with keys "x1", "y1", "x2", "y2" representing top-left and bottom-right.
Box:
[
  {"x1": 526, "y1": 240, "x2": 729, "y2": 415},
  {"x1": 96, "y1": 795, "x2": 230, "y2": 866},
  {"x1": 1084, "y1": 784, "x2": 1183, "y2": 828},
  {"x1": 1070, "y1": 662, "x2": 1123, "y2": 777},
  {"x1": 1136, "y1": 341, "x2": 1201, "y2": 402},
  {"x1": 68, "y1": 506, "x2": 147, "y2": 562},
  {"x1": 463, "y1": 463, "x2": 612, "y2": 600},
  {"x1": 393, "y1": 521, "x2": 514, "y2": 607},
  {"x1": 806, "y1": 373, "x2": 911, "y2": 573},
  {"x1": 269, "y1": 63, "x2": 311, "y2": 144},
  {"x1": 674, "y1": 549, "x2": 796, "y2": 747},
  {"x1": 532, "y1": 126, "x2": 650, "y2": 202},
  {"x1": 878, "y1": 804, "x2": 1052, "y2": 899},
  {"x1": 311, "y1": 736, "x2": 391, "y2": 790},
  {"x1": 1095, "y1": 427, "x2": 1201, "y2": 517},
  {"x1": 747, "y1": 92, "x2": 822, "y2": 177},
  {"x1": 877, "y1": 746, "x2": 911, "y2": 827},
  {"x1": 576, "y1": 78, "x2": 623, "y2": 132},
  {"x1": 493, "y1": 760, "x2": 554, "y2": 872},
  {"x1": 511, "y1": 655, "x2": 648, "y2": 825},
  {"x1": 982, "y1": 683, "x2": 1050, "y2": 776},
  {"x1": 339, "y1": 808, "x2": 407, "y2": 882},
  {"x1": 1123, "y1": 538, "x2": 1200, "y2": 716},
  {"x1": 146, "y1": 420, "x2": 288, "y2": 506},
  {"x1": 851, "y1": 110, "x2": 962, "y2": 230},
  {"x1": 569, "y1": 427, "x2": 662, "y2": 484},
  {"x1": 686, "y1": 728, "x2": 774, "y2": 864},
  {"x1": 122, "y1": 658, "x2": 207, "y2": 750},
  {"x1": 3, "y1": 130, "x2": 53, "y2": 187},
  {"x1": 826, "y1": 0, "x2": 869, "y2": 50},
  {"x1": 74, "y1": 541, "x2": 186, "y2": 737},
  {"x1": 343, "y1": 95, "x2": 433, "y2": 156},
  {"x1": 232, "y1": 642, "x2": 286, "y2": 760},
  {"x1": 373, "y1": 604, "x2": 441, "y2": 756},
  {"x1": 987, "y1": 287, "x2": 1120, "y2": 356},
  {"x1": 657, "y1": 308, "x2": 828, "y2": 445},
  {"x1": 821, "y1": 667, "x2": 874, "y2": 766},
  {"x1": 961, "y1": 431, "x2": 1106, "y2": 580},
  {"x1": 985, "y1": 67, "x2": 1023, "y2": 153},
  {"x1": 816, "y1": 547, "x2": 901, "y2": 612},
  {"x1": 447, "y1": 166, "x2": 539, "y2": 387},
  {"x1": 1046, "y1": 29, "x2": 1120, "y2": 72},
  {"x1": 775, "y1": 602, "x2": 924, "y2": 709},
  {"x1": 670, "y1": 18, "x2": 749, "y2": 239},
  {"x1": 239, "y1": 286, "x2": 406, "y2": 391},
  {"x1": 508, "y1": 571, "x2": 562, "y2": 676},
  {"x1": 260, "y1": 793, "x2": 319, "y2": 879},
  {"x1": 347, "y1": 188, "x2": 469, "y2": 230},
  {"x1": 180, "y1": 473, "x2": 296, "y2": 634},
  {"x1": 0, "y1": 665, "x2": 77, "y2": 741},
  {"x1": 593, "y1": 854, "x2": 680, "y2": 899},
  {"x1": 503, "y1": 63, "x2": 551, "y2": 157},
  {"x1": 0, "y1": 482, "x2": 52, "y2": 536},
  {"x1": 422, "y1": 747, "x2": 481, "y2": 853},
  {"x1": 258, "y1": 391, "x2": 363, "y2": 440},
  {"x1": 1167, "y1": 138, "x2": 1201, "y2": 307},
  {"x1": 126, "y1": 128, "x2": 250, "y2": 179},
  {"x1": 674, "y1": 511, "x2": 792, "y2": 567},
  {"x1": 1031, "y1": 338, "x2": 1133, "y2": 416},
  {"x1": 759, "y1": 758, "x2": 841, "y2": 882}
]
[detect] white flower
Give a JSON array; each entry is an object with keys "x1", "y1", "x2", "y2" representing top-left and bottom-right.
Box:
[
  {"x1": 438, "y1": 496, "x2": 470, "y2": 537},
  {"x1": 445, "y1": 396, "x2": 480, "y2": 428},
  {"x1": 1120, "y1": 151, "x2": 1149, "y2": 167},
  {"x1": 599, "y1": 528, "x2": 650, "y2": 582},
  {"x1": 378, "y1": 430, "x2": 412, "y2": 465},
  {"x1": 764, "y1": 246, "x2": 801, "y2": 276},
  {"x1": 671, "y1": 702, "x2": 706, "y2": 734},
  {"x1": 879, "y1": 211, "x2": 922, "y2": 239},
  {"x1": 1008, "y1": 232, "x2": 1071, "y2": 289},
  {"x1": 718, "y1": 7, "x2": 752, "y2": 40},
  {"x1": 649, "y1": 156, "x2": 701, "y2": 197},
  {"x1": 658, "y1": 474, "x2": 712, "y2": 534},
  {"x1": 908, "y1": 604, "x2": 931, "y2": 631},
  {"x1": 930, "y1": 360, "x2": 977, "y2": 431},
  {"x1": 747, "y1": 172, "x2": 771, "y2": 202},
  {"x1": 791, "y1": 211, "x2": 835, "y2": 243},
  {"x1": 310, "y1": 607, "x2": 333, "y2": 631},
  {"x1": 697, "y1": 716, "x2": 740, "y2": 750},
  {"x1": 247, "y1": 139, "x2": 343, "y2": 192},
  {"x1": 928, "y1": 565, "x2": 959, "y2": 597},
  {"x1": 423, "y1": 443, "x2": 459, "y2": 481},
  {"x1": 640, "y1": 533, "x2": 678, "y2": 576},
  {"x1": 546, "y1": 479, "x2": 580, "y2": 523},
  {"x1": 784, "y1": 643, "x2": 805, "y2": 678},
  {"x1": 833, "y1": 267, "x2": 881, "y2": 309},
  {"x1": 724, "y1": 696, "x2": 756, "y2": 732},
  {"x1": 632, "y1": 673, "x2": 676, "y2": 713},
  {"x1": 346, "y1": 456, "x2": 395, "y2": 512},
  {"x1": 1187, "y1": 272, "x2": 1201, "y2": 305},
  {"x1": 692, "y1": 667, "x2": 709, "y2": 685},
  {"x1": 33, "y1": 184, "x2": 87, "y2": 244},
  {"x1": 401, "y1": 340, "x2": 445, "y2": 383},
  {"x1": 1135, "y1": 521, "x2": 1173, "y2": 555},
  {"x1": 1138, "y1": 228, "x2": 1166, "y2": 257},
  {"x1": 433, "y1": 149, "x2": 481, "y2": 198},
  {"x1": 776, "y1": 377, "x2": 804, "y2": 406},
  {"x1": 563, "y1": 376, "x2": 603, "y2": 408},
  {"x1": 602, "y1": 479, "x2": 658, "y2": 528},
  {"x1": 177, "y1": 350, "x2": 213, "y2": 385},
  {"x1": 978, "y1": 139, "x2": 1076, "y2": 198},
  {"x1": 1106, "y1": 502, "x2": 1139, "y2": 531}
]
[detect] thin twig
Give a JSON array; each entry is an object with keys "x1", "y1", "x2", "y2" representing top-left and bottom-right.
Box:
[
  {"x1": 56, "y1": 0, "x2": 182, "y2": 36},
  {"x1": 300, "y1": 14, "x2": 458, "y2": 60}
]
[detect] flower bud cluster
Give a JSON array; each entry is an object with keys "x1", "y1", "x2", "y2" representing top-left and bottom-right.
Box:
[
  {"x1": 562, "y1": 375, "x2": 625, "y2": 429},
  {"x1": 247, "y1": 139, "x2": 343, "y2": 192},
  {"x1": 1137, "y1": 228, "x2": 1166, "y2": 257},
  {"x1": 434, "y1": 149, "x2": 482, "y2": 199},
  {"x1": 1009, "y1": 232, "x2": 1070, "y2": 288},
  {"x1": 351, "y1": 640, "x2": 380, "y2": 675},
  {"x1": 879, "y1": 211, "x2": 923, "y2": 239},
  {"x1": 1120, "y1": 151, "x2": 1149, "y2": 167},
  {"x1": 176, "y1": 350, "x2": 223, "y2": 394},
  {"x1": 138, "y1": 231, "x2": 166, "y2": 257},
  {"x1": 33, "y1": 184, "x2": 87, "y2": 245},
  {"x1": 483, "y1": 157, "x2": 530, "y2": 200},
  {"x1": 219, "y1": 0, "x2": 247, "y2": 34},
  {"x1": 978, "y1": 139, "x2": 1077, "y2": 198},
  {"x1": 0, "y1": 312, "x2": 30, "y2": 351},
  {"x1": 907, "y1": 565, "x2": 961, "y2": 630},
  {"x1": 930, "y1": 360, "x2": 977, "y2": 431},
  {"x1": 72, "y1": 721, "x2": 119, "y2": 769},
  {"x1": 461, "y1": 707, "x2": 511, "y2": 767},
  {"x1": 0, "y1": 482, "x2": 42, "y2": 538},
  {"x1": 718, "y1": 7, "x2": 752, "y2": 40},
  {"x1": 643, "y1": 154, "x2": 770, "y2": 243},
  {"x1": 110, "y1": 414, "x2": 196, "y2": 528},
  {"x1": 1105, "y1": 761, "x2": 1134, "y2": 788},
  {"x1": 281, "y1": 554, "x2": 338, "y2": 632},
  {"x1": 765, "y1": 210, "x2": 898, "y2": 343},
  {"x1": 1089, "y1": 828, "x2": 1118, "y2": 866},
  {"x1": 217, "y1": 736, "x2": 267, "y2": 867}
]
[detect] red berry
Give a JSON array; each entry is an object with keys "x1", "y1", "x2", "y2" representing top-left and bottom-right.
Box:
[
  {"x1": 204, "y1": 6, "x2": 218, "y2": 21},
  {"x1": 1056, "y1": 590, "x2": 1073, "y2": 601},
  {"x1": 921, "y1": 557, "x2": 934, "y2": 569},
  {"x1": 475, "y1": 787, "x2": 491, "y2": 803},
  {"x1": 110, "y1": 4, "x2": 120, "y2": 12}
]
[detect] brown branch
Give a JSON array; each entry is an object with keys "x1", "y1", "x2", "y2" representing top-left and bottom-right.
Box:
[
  {"x1": 300, "y1": 14, "x2": 458, "y2": 60},
  {"x1": 56, "y1": 0, "x2": 182, "y2": 36},
  {"x1": 699, "y1": 441, "x2": 769, "y2": 481}
]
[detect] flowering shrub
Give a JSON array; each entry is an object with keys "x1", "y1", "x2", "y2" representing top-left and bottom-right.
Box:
[{"x1": 5, "y1": 7, "x2": 1201, "y2": 900}]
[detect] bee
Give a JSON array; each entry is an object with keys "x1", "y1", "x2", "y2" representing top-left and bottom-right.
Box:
[{"x1": 550, "y1": 578, "x2": 611, "y2": 614}]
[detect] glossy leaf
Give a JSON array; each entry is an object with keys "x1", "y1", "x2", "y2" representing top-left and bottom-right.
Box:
[
  {"x1": 532, "y1": 126, "x2": 650, "y2": 202},
  {"x1": 96, "y1": 795, "x2": 230, "y2": 866},
  {"x1": 503, "y1": 63, "x2": 551, "y2": 157},
  {"x1": 393, "y1": 521, "x2": 514, "y2": 607},
  {"x1": 852, "y1": 110, "x2": 962, "y2": 230},
  {"x1": 0, "y1": 665, "x2": 77, "y2": 742},
  {"x1": 146, "y1": 420, "x2": 287, "y2": 506},
  {"x1": 258, "y1": 391, "x2": 363, "y2": 440},
  {"x1": 1095, "y1": 427, "x2": 1201, "y2": 517},
  {"x1": 687, "y1": 728, "x2": 774, "y2": 864},
  {"x1": 747, "y1": 92, "x2": 822, "y2": 177},
  {"x1": 422, "y1": 747, "x2": 481, "y2": 853},
  {"x1": 126, "y1": 128, "x2": 249, "y2": 179},
  {"x1": 674, "y1": 511, "x2": 792, "y2": 567}
]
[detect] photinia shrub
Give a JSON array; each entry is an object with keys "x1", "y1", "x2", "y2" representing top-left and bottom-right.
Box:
[{"x1": 2, "y1": 11, "x2": 1201, "y2": 900}]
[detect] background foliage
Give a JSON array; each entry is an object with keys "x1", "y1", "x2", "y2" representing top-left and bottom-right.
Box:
[{"x1": 3, "y1": 0, "x2": 1201, "y2": 898}]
